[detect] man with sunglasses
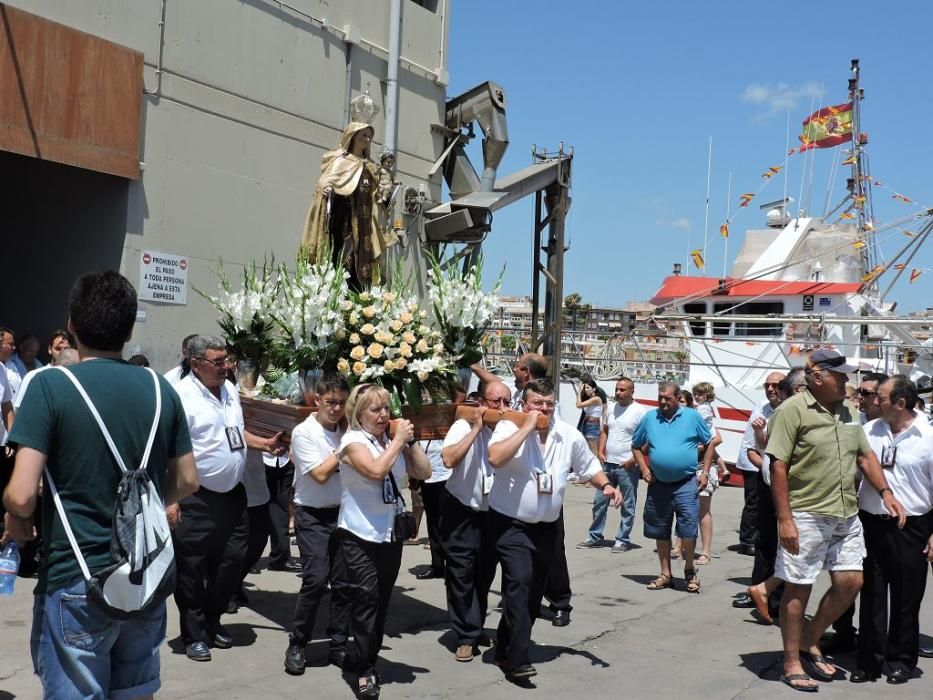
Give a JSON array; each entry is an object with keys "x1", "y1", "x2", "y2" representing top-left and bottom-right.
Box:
[
  {"x1": 439, "y1": 381, "x2": 512, "y2": 662},
  {"x1": 171, "y1": 335, "x2": 287, "y2": 661},
  {"x1": 857, "y1": 372, "x2": 888, "y2": 425}
]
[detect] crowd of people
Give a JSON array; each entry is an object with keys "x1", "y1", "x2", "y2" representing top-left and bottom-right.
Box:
[{"x1": 2, "y1": 272, "x2": 933, "y2": 699}]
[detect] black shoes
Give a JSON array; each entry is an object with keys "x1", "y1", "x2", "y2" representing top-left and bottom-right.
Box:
[
  {"x1": 329, "y1": 646, "x2": 347, "y2": 669},
  {"x1": 732, "y1": 593, "x2": 755, "y2": 609},
  {"x1": 186, "y1": 641, "x2": 212, "y2": 662},
  {"x1": 268, "y1": 559, "x2": 303, "y2": 573},
  {"x1": 552, "y1": 610, "x2": 571, "y2": 627},
  {"x1": 918, "y1": 646, "x2": 933, "y2": 659},
  {"x1": 887, "y1": 668, "x2": 910, "y2": 685},
  {"x1": 211, "y1": 626, "x2": 233, "y2": 649},
  {"x1": 416, "y1": 568, "x2": 444, "y2": 580},
  {"x1": 504, "y1": 664, "x2": 537, "y2": 682},
  {"x1": 284, "y1": 643, "x2": 306, "y2": 675},
  {"x1": 849, "y1": 668, "x2": 880, "y2": 683}
]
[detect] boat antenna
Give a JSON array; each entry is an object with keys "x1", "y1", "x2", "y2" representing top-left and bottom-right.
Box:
[
  {"x1": 723, "y1": 170, "x2": 732, "y2": 277},
  {"x1": 702, "y1": 137, "x2": 712, "y2": 269},
  {"x1": 783, "y1": 107, "x2": 790, "y2": 212}
]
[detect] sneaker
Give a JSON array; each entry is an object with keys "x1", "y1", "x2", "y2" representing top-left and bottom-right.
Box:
[
  {"x1": 455, "y1": 644, "x2": 474, "y2": 662},
  {"x1": 610, "y1": 542, "x2": 632, "y2": 553},
  {"x1": 576, "y1": 538, "x2": 602, "y2": 549}
]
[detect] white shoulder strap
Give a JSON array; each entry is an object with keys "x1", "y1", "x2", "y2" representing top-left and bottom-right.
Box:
[{"x1": 44, "y1": 366, "x2": 163, "y2": 581}]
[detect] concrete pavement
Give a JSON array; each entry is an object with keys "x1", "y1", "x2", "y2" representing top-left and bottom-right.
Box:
[{"x1": 2, "y1": 483, "x2": 931, "y2": 698}]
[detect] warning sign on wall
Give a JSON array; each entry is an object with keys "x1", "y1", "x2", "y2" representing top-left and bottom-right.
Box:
[{"x1": 139, "y1": 250, "x2": 188, "y2": 305}]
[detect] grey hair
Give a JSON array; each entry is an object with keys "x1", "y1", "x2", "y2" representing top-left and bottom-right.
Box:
[
  {"x1": 658, "y1": 380, "x2": 680, "y2": 395},
  {"x1": 787, "y1": 367, "x2": 806, "y2": 388},
  {"x1": 186, "y1": 335, "x2": 226, "y2": 359}
]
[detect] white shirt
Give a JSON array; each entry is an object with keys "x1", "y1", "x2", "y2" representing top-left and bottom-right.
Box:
[
  {"x1": 175, "y1": 375, "x2": 247, "y2": 492},
  {"x1": 163, "y1": 364, "x2": 185, "y2": 386},
  {"x1": 12, "y1": 364, "x2": 52, "y2": 411},
  {"x1": 242, "y1": 449, "x2": 271, "y2": 507},
  {"x1": 696, "y1": 402, "x2": 715, "y2": 430},
  {"x1": 442, "y1": 419, "x2": 493, "y2": 511},
  {"x1": 487, "y1": 417, "x2": 601, "y2": 523},
  {"x1": 861, "y1": 416, "x2": 933, "y2": 516},
  {"x1": 421, "y1": 439, "x2": 452, "y2": 484},
  {"x1": 737, "y1": 400, "x2": 775, "y2": 472},
  {"x1": 0, "y1": 365, "x2": 19, "y2": 446},
  {"x1": 337, "y1": 428, "x2": 407, "y2": 543},
  {"x1": 291, "y1": 415, "x2": 344, "y2": 508},
  {"x1": 604, "y1": 401, "x2": 648, "y2": 465}
]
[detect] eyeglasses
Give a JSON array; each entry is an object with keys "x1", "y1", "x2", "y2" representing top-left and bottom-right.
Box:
[
  {"x1": 195, "y1": 356, "x2": 227, "y2": 368},
  {"x1": 525, "y1": 399, "x2": 556, "y2": 408},
  {"x1": 858, "y1": 389, "x2": 877, "y2": 398},
  {"x1": 321, "y1": 399, "x2": 347, "y2": 408}
]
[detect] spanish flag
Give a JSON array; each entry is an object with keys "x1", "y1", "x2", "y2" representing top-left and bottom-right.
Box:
[
  {"x1": 799, "y1": 102, "x2": 854, "y2": 151},
  {"x1": 691, "y1": 250, "x2": 705, "y2": 270},
  {"x1": 720, "y1": 223, "x2": 729, "y2": 238},
  {"x1": 910, "y1": 269, "x2": 922, "y2": 284},
  {"x1": 739, "y1": 193, "x2": 755, "y2": 208}
]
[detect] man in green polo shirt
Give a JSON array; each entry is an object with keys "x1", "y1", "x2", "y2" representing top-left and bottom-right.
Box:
[{"x1": 766, "y1": 349, "x2": 905, "y2": 691}]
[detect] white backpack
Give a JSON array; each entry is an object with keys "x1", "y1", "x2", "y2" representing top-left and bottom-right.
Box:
[{"x1": 45, "y1": 366, "x2": 176, "y2": 618}]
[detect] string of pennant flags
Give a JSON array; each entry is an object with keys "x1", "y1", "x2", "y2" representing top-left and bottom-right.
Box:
[{"x1": 690, "y1": 100, "x2": 930, "y2": 285}]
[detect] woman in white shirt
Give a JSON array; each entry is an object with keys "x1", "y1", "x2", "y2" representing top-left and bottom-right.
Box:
[
  {"x1": 576, "y1": 380, "x2": 606, "y2": 455},
  {"x1": 337, "y1": 383, "x2": 431, "y2": 698}
]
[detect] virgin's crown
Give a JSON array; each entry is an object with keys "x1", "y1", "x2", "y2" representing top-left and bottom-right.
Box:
[{"x1": 350, "y1": 85, "x2": 379, "y2": 124}]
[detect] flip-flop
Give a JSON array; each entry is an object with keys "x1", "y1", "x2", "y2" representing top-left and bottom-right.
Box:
[
  {"x1": 799, "y1": 651, "x2": 835, "y2": 681},
  {"x1": 696, "y1": 554, "x2": 711, "y2": 565},
  {"x1": 780, "y1": 673, "x2": 818, "y2": 692}
]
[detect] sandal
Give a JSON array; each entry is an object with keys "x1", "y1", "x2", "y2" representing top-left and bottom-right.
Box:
[
  {"x1": 646, "y1": 573, "x2": 673, "y2": 590},
  {"x1": 695, "y1": 554, "x2": 711, "y2": 565},
  {"x1": 780, "y1": 673, "x2": 818, "y2": 693},
  {"x1": 684, "y1": 568, "x2": 701, "y2": 593}
]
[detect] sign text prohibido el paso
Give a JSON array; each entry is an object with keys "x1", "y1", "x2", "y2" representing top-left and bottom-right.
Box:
[{"x1": 139, "y1": 250, "x2": 189, "y2": 305}]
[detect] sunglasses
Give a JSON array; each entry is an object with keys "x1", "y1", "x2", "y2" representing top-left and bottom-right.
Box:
[{"x1": 857, "y1": 389, "x2": 877, "y2": 398}]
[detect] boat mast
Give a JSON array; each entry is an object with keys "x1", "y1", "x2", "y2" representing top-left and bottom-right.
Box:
[{"x1": 849, "y1": 59, "x2": 872, "y2": 278}]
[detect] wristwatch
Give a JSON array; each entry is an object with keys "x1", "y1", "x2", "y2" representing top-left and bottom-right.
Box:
[{"x1": 878, "y1": 487, "x2": 892, "y2": 498}]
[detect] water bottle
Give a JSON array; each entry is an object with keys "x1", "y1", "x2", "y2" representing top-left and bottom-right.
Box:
[{"x1": 0, "y1": 541, "x2": 20, "y2": 594}]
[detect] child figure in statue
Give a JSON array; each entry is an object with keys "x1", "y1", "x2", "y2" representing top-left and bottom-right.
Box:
[{"x1": 300, "y1": 121, "x2": 397, "y2": 290}]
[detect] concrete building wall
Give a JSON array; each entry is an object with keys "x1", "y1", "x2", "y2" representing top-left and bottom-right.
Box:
[{"x1": 3, "y1": 0, "x2": 449, "y2": 369}]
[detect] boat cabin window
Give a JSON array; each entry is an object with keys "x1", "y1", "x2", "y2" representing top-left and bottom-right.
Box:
[
  {"x1": 683, "y1": 303, "x2": 706, "y2": 336},
  {"x1": 712, "y1": 301, "x2": 784, "y2": 337}
]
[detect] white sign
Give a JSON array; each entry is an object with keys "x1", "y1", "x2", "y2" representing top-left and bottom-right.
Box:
[{"x1": 139, "y1": 250, "x2": 188, "y2": 305}]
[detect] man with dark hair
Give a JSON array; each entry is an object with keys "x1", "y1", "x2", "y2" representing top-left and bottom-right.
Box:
[
  {"x1": 852, "y1": 375, "x2": 933, "y2": 684},
  {"x1": 47, "y1": 330, "x2": 75, "y2": 365},
  {"x1": 766, "y1": 349, "x2": 905, "y2": 691},
  {"x1": 633, "y1": 381, "x2": 715, "y2": 594},
  {"x1": 171, "y1": 335, "x2": 287, "y2": 661},
  {"x1": 165, "y1": 333, "x2": 199, "y2": 386},
  {"x1": 858, "y1": 371, "x2": 889, "y2": 425},
  {"x1": 2, "y1": 270, "x2": 199, "y2": 699},
  {"x1": 487, "y1": 377, "x2": 619, "y2": 681}
]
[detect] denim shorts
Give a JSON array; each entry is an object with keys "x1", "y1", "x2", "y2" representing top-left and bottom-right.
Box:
[
  {"x1": 643, "y1": 476, "x2": 700, "y2": 540},
  {"x1": 30, "y1": 580, "x2": 166, "y2": 700},
  {"x1": 581, "y1": 421, "x2": 600, "y2": 440}
]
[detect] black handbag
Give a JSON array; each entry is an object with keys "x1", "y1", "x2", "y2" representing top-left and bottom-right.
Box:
[{"x1": 387, "y1": 471, "x2": 417, "y2": 542}]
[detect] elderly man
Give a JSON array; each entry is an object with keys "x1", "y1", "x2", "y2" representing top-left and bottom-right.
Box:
[
  {"x1": 440, "y1": 380, "x2": 512, "y2": 662},
  {"x1": 632, "y1": 381, "x2": 714, "y2": 594},
  {"x1": 5, "y1": 333, "x2": 43, "y2": 379},
  {"x1": 851, "y1": 376, "x2": 933, "y2": 684},
  {"x1": 766, "y1": 349, "x2": 905, "y2": 691},
  {"x1": 487, "y1": 378, "x2": 619, "y2": 681},
  {"x1": 171, "y1": 335, "x2": 286, "y2": 662}
]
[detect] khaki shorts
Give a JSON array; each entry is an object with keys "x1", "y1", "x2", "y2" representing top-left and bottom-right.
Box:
[{"x1": 775, "y1": 512, "x2": 865, "y2": 585}]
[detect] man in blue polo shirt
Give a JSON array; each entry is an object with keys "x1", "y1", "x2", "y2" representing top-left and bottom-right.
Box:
[{"x1": 633, "y1": 381, "x2": 714, "y2": 594}]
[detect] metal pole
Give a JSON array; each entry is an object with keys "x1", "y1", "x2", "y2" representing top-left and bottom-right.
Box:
[
  {"x1": 702, "y1": 137, "x2": 712, "y2": 266},
  {"x1": 530, "y1": 189, "x2": 543, "y2": 352},
  {"x1": 384, "y1": 0, "x2": 402, "y2": 160}
]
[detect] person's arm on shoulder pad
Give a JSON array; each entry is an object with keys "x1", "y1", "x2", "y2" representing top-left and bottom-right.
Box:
[
  {"x1": 441, "y1": 414, "x2": 485, "y2": 469},
  {"x1": 488, "y1": 411, "x2": 541, "y2": 468}
]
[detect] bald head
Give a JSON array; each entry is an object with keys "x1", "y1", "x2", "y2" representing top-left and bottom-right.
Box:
[
  {"x1": 514, "y1": 353, "x2": 548, "y2": 390},
  {"x1": 764, "y1": 371, "x2": 786, "y2": 407},
  {"x1": 57, "y1": 348, "x2": 80, "y2": 367}
]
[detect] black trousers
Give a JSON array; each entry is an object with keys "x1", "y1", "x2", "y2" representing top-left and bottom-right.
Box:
[
  {"x1": 172, "y1": 483, "x2": 248, "y2": 643},
  {"x1": 490, "y1": 509, "x2": 556, "y2": 669},
  {"x1": 857, "y1": 509, "x2": 933, "y2": 673},
  {"x1": 238, "y1": 502, "x2": 271, "y2": 589},
  {"x1": 440, "y1": 495, "x2": 497, "y2": 645},
  {"x1": 739, "y1": 469, "x2": 759, "y2": 548},
  {"x1": 290, "y1": 505, "x2": 351, "y2": 649},
  {"x1": 420, "y1": 480, "x2": 448, "y2": 573},
  {"x1": 752, "y1": 477, "x2": 777, "y2": 585},
  {"x1": 265, "y1": 462, "x2": 295, "y2": 567},
  {"x1": 544, "y1": 508, "x2": 572, "y2": 613},
  {"x1": 339, "y1": 529, "x2": 403, "y2": 676}
]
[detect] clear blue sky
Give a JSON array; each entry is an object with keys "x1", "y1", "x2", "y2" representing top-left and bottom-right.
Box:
[{"x1": 446, "y1": 0, "x2": 933, "y2": 312}]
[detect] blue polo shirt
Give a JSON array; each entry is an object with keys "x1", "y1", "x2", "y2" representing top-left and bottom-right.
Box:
[{"x1": 632, "y1": 406, "x2": 712, "y2": 483}]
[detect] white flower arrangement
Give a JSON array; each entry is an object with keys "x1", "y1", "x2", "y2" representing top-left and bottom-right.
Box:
[{"x1": 427, "y1": 257, "x2": 502, "y2": 367}]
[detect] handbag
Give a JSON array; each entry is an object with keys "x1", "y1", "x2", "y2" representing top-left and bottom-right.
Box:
[{"x1": 387, "y1": 471, "x2": 417, "y2": 542}]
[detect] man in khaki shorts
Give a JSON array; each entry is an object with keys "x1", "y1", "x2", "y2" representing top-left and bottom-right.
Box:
[{"x1": 766, "y1": 349, "x2": 905, "y2": 692}]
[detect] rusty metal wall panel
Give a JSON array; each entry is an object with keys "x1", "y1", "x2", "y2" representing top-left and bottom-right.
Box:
[{"x1": 0, "y1": 3, "x2": 142, "y2": 179}]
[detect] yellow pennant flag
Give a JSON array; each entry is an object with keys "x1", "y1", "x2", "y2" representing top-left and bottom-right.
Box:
[
  {"x1": 839, "y1": 212, "x2": 855, "y2": 220},
  {"x1": 691, "y1": 249, "x2": 705, "y2": 270},
  {"x1": 853, "y1": 195, "x2": 867, "y2": 207},
  {"x1": 910, "y1": 269, "x2": 922, "y2": 284},
  {"x1": 841, "y1": 156, "x2": 857, "y2": 166},
  {"x1": 739, "y1": 193, "x2": 755, "y2": 207},
  {"x1": 852, "y1": 240, "x2": 867, "y2": 250},
  {"x1": 893, "y1": 263, "x2": 906, "y2": 270},
  {"x1": 720, "y1": 223, "x2": 729, "y2": 238},
  {"x1": 861, "y1": 264, "x2": 885, "y2": 284},
  {"x1": 761, "y1": 166, "x2": 783, "y2": 179}
]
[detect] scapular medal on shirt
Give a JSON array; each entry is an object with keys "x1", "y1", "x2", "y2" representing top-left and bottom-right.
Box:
[
  {"x1": 880, "y1": 444, "x2": 897, "y2": 470},
  {"x1": 536, "y1": 471, "x2": 553, "y2": 494},
  {"x1": 225, "y1": 426, "x2": 245, "y2": 451},
  {"x1": 482, "y1": 470, "x2": 494, "y2": 496}
]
